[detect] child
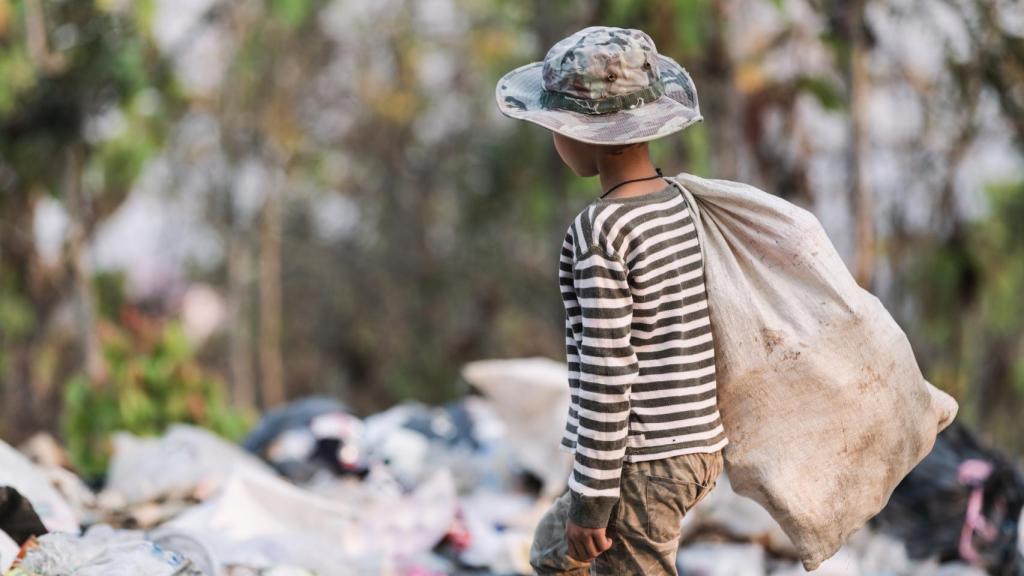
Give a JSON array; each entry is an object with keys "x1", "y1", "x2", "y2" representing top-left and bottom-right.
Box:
[{"x1": 495, "y1": 26, "x2": 728, "y2": 575}]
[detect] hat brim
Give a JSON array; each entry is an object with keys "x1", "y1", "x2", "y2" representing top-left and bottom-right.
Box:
[{"x1": 495, "y1": 54, "x2": 703, "y2": 145}]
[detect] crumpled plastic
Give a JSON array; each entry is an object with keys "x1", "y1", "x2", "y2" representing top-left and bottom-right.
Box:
[
  {"x1": 100, "y1": 425, "x2": 276, "y2": 508},
  {"x1": 0, "y1": 530, "x2": 18, "y2": 573},
  {"x1": 10, "y1": 524, "x2": 202, "y2": 576},
  {"x1": 460, "y1": 357, "x2": 573, "y2": 498},
  {"x1": 163, "y1": 465, "x2": 457, "y2": 575},
  {"x1": 0, "y1": 441, "x2": 79, "y2": 535}
]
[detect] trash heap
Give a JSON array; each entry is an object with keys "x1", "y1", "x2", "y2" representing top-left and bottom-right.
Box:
[{"x1": 1, "y1": 357, "x2": 1023, "y2": 575}]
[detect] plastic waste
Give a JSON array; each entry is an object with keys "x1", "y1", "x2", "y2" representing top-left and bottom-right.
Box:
[
  {"x1": 0, "y1": 441, "x2": 78, "y2": 535},
  {"x1": 869, "y1": 420, "x2": 1024, "y2": 573},
  {"x1": 680, "y1": 472, "x2": 795, "y2": 556},
  {"x1": 0, "y1": 489, "x2": 46, "y2": 546},
  {"x1": 0, "y1": 530, "x2": 18, "y2": 572},
  {"x1": 670, "y1": 172, "x2": 958, "y2": 570},
  {"x1": 148, "y1": 526, "x2": 219, "y2": 576},
  {"x1": 461, "y1": 357, "x2": 574, "y2": 497},
  {"x1": 164, "y1": 466, "x2": 457, "y2": 574},
  {"x1": 243, "y1": 397, "x2": 365, "y2": 482},
  {"x1": 101, "y1": 425, "x2": 275, "y2": 508},
  {"x1": 457, "y1": 489, "x2": 538, "y2": 574},
  {"x1": 676, "y1": 542, "x2": 766, "y2": 576},
  {"x1": 12, "y1": 524, "x2": 201, "y2": 576}
]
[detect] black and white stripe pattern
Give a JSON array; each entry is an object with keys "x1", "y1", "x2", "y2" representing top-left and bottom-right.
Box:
[{"x1": 558, "y1": 180, "x2": 728, "y2": 526}]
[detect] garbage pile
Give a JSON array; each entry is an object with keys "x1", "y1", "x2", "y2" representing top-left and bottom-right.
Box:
[{"x1": 1, "y1": 357, "x2": 1023, "y2": 575}]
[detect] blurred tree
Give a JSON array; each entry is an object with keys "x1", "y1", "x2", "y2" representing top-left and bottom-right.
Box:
[{"x1": 0, "y1": 0, "x2": 180, "y2": 438}]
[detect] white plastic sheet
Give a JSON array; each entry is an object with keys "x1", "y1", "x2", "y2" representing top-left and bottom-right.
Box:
[
  {"x1": 165, "y1": 466, "x2": 457, "y2": 575},
  {"x1": 670, "y1": 172, "x2": 958, "y2": 570},
  {"x1": 101, "y1": 425, "x2": 275, "y2": 507},
  {"x1": 461, "y1": 357, "x2": 574, "y2": 497},
  {"x1": 0, "y1": 529, "x2": 18, "y2": 572},
  {"x1": 0, "y1": 440, "x2": 79, "y2": 534},
  {"x1": 15, "y1": 525, "x2": 201, "y2": 576}
]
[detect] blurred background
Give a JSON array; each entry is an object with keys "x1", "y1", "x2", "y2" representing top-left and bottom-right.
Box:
[{"x1": 1, "y1": 0, "x2": 1023, "y2": 574}]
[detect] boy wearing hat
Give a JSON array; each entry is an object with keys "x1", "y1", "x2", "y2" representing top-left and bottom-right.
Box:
[{"x1": 495, "y1": 26, "x2": 728, "y2": 575}]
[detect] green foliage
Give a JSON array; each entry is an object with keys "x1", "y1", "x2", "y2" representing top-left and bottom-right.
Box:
[
  {"x1": 63, "y1": 322, "x2": 254, "y2": 478},
  {"x1": 0, "y1": 46, "x2": 35, "y2": 114},
  {"x1": 906, "y1": 179, "x2": 1024, "y2": 441},
  {"x1": 795, "y1": 76, "x2": 846, "y2": 111},
  {"x1": 268, "y1": 0, "x2": 316, "y2": 29},
  {"x1": 0, "y1": 287, "x2": 35, "y2": 340},
  {"x1": 907, "y1": 243, "x2": 970, "y2": 349},
  {"x1": 674, "y1": 0, "x2": 710, "y2": 55},
  {"x1": 971, "y1": 181, "x2": 1024, "y2": 336}
]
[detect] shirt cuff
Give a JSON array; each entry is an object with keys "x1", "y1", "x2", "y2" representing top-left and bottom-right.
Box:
[{"x1": 568, "y1": 490, "x2": 618, "y2": 529}]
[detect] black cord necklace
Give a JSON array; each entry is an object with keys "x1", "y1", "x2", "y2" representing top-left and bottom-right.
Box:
[{"x1": 599, "y1": 167, "x2": 664, "y2": 200}]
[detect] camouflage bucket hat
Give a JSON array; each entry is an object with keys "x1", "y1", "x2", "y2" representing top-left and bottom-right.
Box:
[{"x1": 495, "y1": 26, "x2": 702, "y2": 145}]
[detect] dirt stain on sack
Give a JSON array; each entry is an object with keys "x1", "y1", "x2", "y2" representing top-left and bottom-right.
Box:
[
  {"x1": 856, "y1": 366, "x2": 883, "y2": 393},
  {"x1": 762, "y1": 328, "x2": 784, "y2": 354},
  {"x1": 761, "y1": 328, "x2": 801, "y2": 361}
]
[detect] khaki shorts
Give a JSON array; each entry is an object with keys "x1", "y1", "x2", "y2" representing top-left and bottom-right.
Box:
[{"x1": 529, "y1": 450, "x2": 724, "y2": 576}]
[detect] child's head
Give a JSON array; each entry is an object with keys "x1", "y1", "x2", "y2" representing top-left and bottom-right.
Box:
[{"x1": 552, "y1": 134, "x2": 647, "y2": 177}]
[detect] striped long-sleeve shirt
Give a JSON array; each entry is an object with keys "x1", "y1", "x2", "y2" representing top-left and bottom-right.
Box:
[{"x1": 558, "y1": 179, "x2": 729, "y2": 528}]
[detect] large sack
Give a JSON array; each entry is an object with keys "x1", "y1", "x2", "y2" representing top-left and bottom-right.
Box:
[{"x1": 668, "y1": 172, "x2": 958, "y2": 571}]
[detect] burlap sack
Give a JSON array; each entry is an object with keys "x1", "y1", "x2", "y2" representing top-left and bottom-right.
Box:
[{"x1": 668, "y1": 172, "x2": 958, "y2": 570}]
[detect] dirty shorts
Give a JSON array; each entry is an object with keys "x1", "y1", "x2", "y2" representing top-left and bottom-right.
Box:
[{"x1": 529, "y1": 450, "x2": 724, "y2": 576}]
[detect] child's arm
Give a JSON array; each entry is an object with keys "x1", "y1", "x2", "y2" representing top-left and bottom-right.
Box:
[{"x1": 568, "y1": 245, "x2": 640, "y2": 530}]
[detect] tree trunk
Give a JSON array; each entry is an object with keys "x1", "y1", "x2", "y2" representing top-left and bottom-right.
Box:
[
  {"x1": 65, "y1": 144, "x2": 105, "y2": 385},
  {"x1": 847, "y1": 0, "x2": 875, "y2": 289},
  {"x1": 227, "y1": 227, "x2": 255, "y2": 410},
  {"x1": 259, "y1": 184, "x2": 285, "y2": 408}
]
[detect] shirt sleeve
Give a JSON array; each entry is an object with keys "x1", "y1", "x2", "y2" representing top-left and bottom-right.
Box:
[
  {"x1": 567, "y1": 244, "x2": 640, "y2": 529},
  {"x1": 560, "y1": 233, "x2": 581, "y2": 452}
]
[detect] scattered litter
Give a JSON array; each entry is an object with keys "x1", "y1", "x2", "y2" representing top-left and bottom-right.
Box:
[
  {"x1": 870, "y1": 420, "x2": 1024, "y2": 574},
  {"x1": 100, "y1": 425, "x2": 275, "y2": 509},
  {"x1": 9, "y1": 524, "x2": 202, "y2": 575},
  {"x1": 0, "y1": 371, "x2": 1018, "y2": 574},
  {"x1": 456, "y1": 489, "x2": 539, "y2": 573},
  {"x1": 243, "y1": 397, "x2": 365, "y2": 483},
  {"x1": 680, "y1": 472, "x2": 795, "y2": 557},
  {"x1": 0, "y1": 441, "x2": 79, "y2": 535},
  {"x1": 0, "y1": 489, "x2": 46, "y2": 547},
  {"x1": 1, "y1": 530, "x2": 18, "y2": 572},
  {"x1": 163, "y1": 466, "x2": 457, "y2": 574},
  {"x1": 461, "y1": 357, "x2": 573, "y2": 497},
  {"x1": 677, "y1": 542, "x2": 766, "y2": 576}
]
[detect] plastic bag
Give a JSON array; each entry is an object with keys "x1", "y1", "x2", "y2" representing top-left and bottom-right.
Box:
[
  {"x1": 13, "y1": 525, "x2": 201, "y2": 576},
  {"x1": 101, "y1": 425, "x2": 274, "y2": 507},
  {"x1": 669, "y1": 172, "x2": 958, "y2": 570},
  {"x1": 0, "y1": 441, "x2": 78, "y2": 535},
  {"x1": 461, "y1": 357, "x2": 573, "y2": 497}
]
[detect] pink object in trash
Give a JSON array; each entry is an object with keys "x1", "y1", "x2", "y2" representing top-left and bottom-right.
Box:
[{"x1": 957, "y1": 458, "x2": 997, "y2": 565}]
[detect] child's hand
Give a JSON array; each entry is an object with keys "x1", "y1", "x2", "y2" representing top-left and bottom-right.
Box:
[{"x1": 565, "y1": 519, "x2": 613, "y2": 561}]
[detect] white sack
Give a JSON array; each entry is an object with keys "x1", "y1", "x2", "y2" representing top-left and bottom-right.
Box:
[{"x1": 669, "y1": 172, "x2": 958, "y2": 571}]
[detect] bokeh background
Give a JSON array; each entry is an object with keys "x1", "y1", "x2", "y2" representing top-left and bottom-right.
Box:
[{"x1": 1, "y1": 0, "x2": 1023, "y2": 473}]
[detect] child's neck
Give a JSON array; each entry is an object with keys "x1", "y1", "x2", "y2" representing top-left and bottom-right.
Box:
[{"x1": 596, "y1": 151, "x2": 666, "y2": 199}]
